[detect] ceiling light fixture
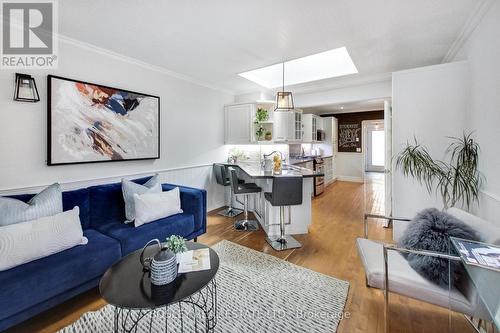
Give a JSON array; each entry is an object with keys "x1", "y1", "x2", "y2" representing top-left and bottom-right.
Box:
[{"x1": 275, "y1": 62, "x2": 294, "y2": 111}]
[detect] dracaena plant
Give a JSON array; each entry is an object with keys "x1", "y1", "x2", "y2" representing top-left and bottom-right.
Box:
[{"x1": 396, "y1": 132, "x2": 483, "y2": 210}]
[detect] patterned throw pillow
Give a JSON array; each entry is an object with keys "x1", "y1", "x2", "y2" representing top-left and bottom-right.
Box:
[
  {"x1": 122, "y1": 174, "x2": 161, "y2": 223},
  {"x1": 0, "y1": 183, "x2": 63, "y2": 227}
]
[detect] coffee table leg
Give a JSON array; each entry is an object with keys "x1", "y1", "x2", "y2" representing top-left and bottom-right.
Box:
[
  {"x1": 114, "y1": 307, "x2": 119, "y2": 333},
  {"x1": 113, "y1": 278, "x2": 217, "y2": 333}
]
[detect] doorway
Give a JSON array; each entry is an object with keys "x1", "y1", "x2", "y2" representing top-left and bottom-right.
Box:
[
  {"x1": 365, "y1": 121, "x2": 385, "y2": 172},
  {"x1": 362, "y1": 119, "x2": 386, "y2": 217}
]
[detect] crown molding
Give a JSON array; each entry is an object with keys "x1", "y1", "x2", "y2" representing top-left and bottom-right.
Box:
[
  {"x1": 442, "y1": 0, "x2": 495, "y2": 63},
  {"x1": 57, "y1": 34, "x2": 235, "y2": 95}
]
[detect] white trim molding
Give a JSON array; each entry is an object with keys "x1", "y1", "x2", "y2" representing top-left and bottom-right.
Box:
[
  {"x1": 0, "y1": 164, "x2": 226, "y2": 212},
  {"x1": 57, "y1": 34, "x2": 234, "y2": 95},
  {"x1": 442, "y1": 0, "x2": 495, "y2": 63}
]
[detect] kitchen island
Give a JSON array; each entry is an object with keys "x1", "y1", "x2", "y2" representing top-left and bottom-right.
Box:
[{"x1": 222, "y1": 162, "x2": 323, "y2": 237}]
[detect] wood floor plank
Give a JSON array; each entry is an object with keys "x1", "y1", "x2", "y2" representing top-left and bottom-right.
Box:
[{"x1": 5, "y1": 174, "x2": 475, "y2": 333}]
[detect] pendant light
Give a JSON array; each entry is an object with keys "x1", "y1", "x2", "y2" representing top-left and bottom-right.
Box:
[{"x1": 275, "y1": 62, "x2": 294, "y2": 111}]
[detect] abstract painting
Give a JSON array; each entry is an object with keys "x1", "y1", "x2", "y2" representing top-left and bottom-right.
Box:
[{"x1": 47, "y1": 75, "x2": 160, "y2": 165}]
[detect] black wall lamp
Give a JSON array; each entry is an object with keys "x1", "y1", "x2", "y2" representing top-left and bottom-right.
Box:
[{"x1": 14, "y1": 73, "x2": 40, "y2": 102}]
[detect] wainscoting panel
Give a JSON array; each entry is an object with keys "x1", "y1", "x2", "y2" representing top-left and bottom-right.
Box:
[{"x1": 0, "y1": 164, "x2": 225, "y2": 212}]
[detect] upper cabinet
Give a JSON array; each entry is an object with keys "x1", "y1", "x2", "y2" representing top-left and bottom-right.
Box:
[
  {"x1": 302, "y1": 114, "x2": 324, "y2": 142},
  {"x1": 322, "y1": 116, "x2": 338, "y2": 152},
  {"x1": 224, "y1": 101, "x2": 275, "y2": 144},
  {"x1": 224, "y1": 103, "x2": 253, "y2": 144},
  {"x1": 274, "y1": 110, "x2": 303, "y2": 142},
  {"x1": 225, "y1": 103, "x2": 337, "y2": 145}
]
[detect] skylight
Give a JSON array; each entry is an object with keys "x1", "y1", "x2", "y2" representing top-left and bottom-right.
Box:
[{"x1": 238, "y1": 47, "x2": 358, "y2": 88}]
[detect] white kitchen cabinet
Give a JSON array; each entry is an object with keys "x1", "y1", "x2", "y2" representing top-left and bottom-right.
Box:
[
  {"x1": 225, "y1": 103, "x2": 253, "y2": 144},
  {"x1": 274, "y1": 110, "x2": 303, "y2": 142},
  {"x1": 303, "y1": 114, "x2": 323, "y2": 142},
  {"x1": 224, "y1": 101, "x2": 275, "y2": 144},
  {"x1": 324, "y1": 156, "x2": 335, "y2": 185}
]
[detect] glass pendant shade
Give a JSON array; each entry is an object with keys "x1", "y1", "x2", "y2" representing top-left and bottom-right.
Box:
[
  {"x1": 275, "y1": 91, "x2": 294, "y2": 111},
  {"x1": 14, "y1": 73, "x2": 40, "y2": 102},
  {"x1": 274, "y1": 62, "x2": 294, "y2": 111}
]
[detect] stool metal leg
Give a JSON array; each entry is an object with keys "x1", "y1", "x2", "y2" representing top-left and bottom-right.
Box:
[
  {"x1": 266, "y1": 206, "x2": 302, "y2": 251},
  {"x1": 217, "y1": 187, "x2": 243, "y2": 217},
  {"x1": 234, "y1": 194, "x2": 259, "y2": 231}
]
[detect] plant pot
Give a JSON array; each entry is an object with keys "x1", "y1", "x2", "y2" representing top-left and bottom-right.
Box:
[{"x1": 265, "y1": 133, "x2": 272, "y2": 140}]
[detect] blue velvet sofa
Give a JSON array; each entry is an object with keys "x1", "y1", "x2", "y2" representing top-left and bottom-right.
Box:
[{"x1": 0, "y1": 177, "x2": 207, "y2": 332}]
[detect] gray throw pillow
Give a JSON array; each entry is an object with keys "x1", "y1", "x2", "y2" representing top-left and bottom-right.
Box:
[
  {"x1": 122, "y1": 174, "x2": 161, "y2": 223},
  {"x1": 398, "y1": 208, "x2": 480, "y2": 287},
  {"x1": 0, "y1": 183, "x2": 63, "y2": 226}
]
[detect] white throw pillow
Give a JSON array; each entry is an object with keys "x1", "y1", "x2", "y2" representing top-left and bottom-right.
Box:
[
  {"x1": 0, "y1": 207, "x2": 88, "y2": 271},
  {"x1": 133, "y1": 187, "x2": 183, "y2": 227}
]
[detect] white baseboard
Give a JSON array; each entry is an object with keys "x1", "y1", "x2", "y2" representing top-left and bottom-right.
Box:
[{"x1": 337, "y1": 176, "x2": 364, "y2": 183}]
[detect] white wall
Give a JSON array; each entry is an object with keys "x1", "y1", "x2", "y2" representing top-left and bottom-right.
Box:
[
  {"x1": 293, "y1": 78, "x2": 392, "y2": 108},
  {"x1": 0, "y1": 38, "x2": 233, "y2": 210},
  {"x1": 392, "y1": 61, "x2": 469, "y2": 217},
  {"x1": 452, "y1": 1, "x2": 500, "y2": 223}
]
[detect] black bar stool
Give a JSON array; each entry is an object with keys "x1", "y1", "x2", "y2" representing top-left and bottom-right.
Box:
[
  {"x1": 264, "y1": 175, "x2": 303, "y2": 251},
  {"x1": 213, "y1": 164, "x2": 243, "y2": 217},
  {"x1": 228, "y1": 168, "x2": 262, "y2": 231}
]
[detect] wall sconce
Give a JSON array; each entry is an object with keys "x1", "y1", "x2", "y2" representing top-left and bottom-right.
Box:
[{"x1": 14, "y1": 73, "x2": 40, "y2": 102}]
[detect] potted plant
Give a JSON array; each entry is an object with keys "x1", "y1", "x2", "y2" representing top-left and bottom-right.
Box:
[
  {"x1": 265, "y1": 131, "x2": 272, "y2": 141},
  {"x1": 165, "y1": 235, "x2": 187, "y2": 262},
  {"x1": 396, "y1": 132, "x2": 483, "y2": 210},
  {"x1": 254, "y1": 108, "x2": 269, "y2": 141}
]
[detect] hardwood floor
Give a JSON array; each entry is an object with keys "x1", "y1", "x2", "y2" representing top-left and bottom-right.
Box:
[{"x1": 6, "y1": 175, "x2": 474, "y2": 333}]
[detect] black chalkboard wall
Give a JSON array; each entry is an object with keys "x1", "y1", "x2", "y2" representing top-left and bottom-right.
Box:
[{"x1": 322, "y1": 110, "x2": 384, "y2": 153}]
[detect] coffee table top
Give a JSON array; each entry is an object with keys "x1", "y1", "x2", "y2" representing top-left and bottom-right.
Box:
[{"x1": 99, "y1": 241, "x2": 219, "y2": 309}]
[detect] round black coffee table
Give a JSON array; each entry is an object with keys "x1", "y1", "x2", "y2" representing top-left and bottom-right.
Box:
[{"x1": 99, "y1": 241, "x2": 219, "y2": 333}]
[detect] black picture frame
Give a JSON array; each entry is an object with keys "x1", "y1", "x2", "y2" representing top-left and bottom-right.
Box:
[{"x1": 47, "y1": 75, "x2": 160, "y2": 166}]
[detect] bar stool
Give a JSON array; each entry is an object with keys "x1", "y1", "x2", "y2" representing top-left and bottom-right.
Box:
[
  {"x1": 228, "y1": 168, "x2": 262, "y2": 231},
  {"x1": 264, "y1": 176, "x2": 303, "y2": 251},
  {"x1": 213, "y1": 164, "x2": 243, "y2": 217}
]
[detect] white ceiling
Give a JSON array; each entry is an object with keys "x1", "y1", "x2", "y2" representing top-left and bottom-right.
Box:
[{"x1": 59, "y1": 0, "x2": 478, "y2": 94}]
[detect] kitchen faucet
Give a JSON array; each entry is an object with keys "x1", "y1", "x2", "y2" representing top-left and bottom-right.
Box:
[{"x1": 262, "y1": 151, "x2": 286, "y2": 168}]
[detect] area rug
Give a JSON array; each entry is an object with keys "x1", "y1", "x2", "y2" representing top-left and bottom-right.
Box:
[{"x1": 59, "y1": 240, "x2": 349, "y2": 333}]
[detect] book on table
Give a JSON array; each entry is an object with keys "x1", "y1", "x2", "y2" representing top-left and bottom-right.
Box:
[
  {"x1": 177, "y1": 248, "x2": 211, "y2": 273},
  {"x1": 451, "y1": 238, "x2": 500, "y2": 271}
]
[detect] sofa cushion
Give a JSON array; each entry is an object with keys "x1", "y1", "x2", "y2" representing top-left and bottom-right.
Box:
[
  {"x1": 0, "y1": 207, "x2": 88, "y2": 272},
  {"x1": 96, "y1": 213, "x2": 195, "y2": 255},
  {"x1": 134, "y1": 187, "x2": 183, "y2": 227},
  {"x1": 0, "y1": 229, "x2": 121, "y2": 321},
  {"x1": 0, "y1": 183, "x2": 62, "y2": 226},
  {"x1": 89, "y1": 177, "x2": 152, "y2": 228},
  {"x1": 122, "y1": 174, "x2": 161, "y2": 223},
  {"x1": 7, "y1": 187, "x2": 91, "y2": 229}
]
